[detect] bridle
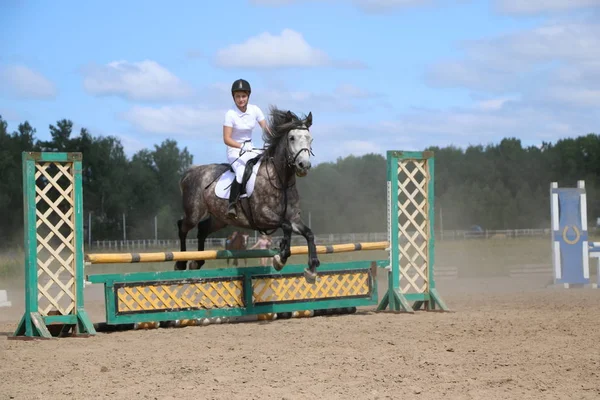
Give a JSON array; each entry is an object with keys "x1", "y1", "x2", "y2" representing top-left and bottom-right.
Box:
[{"x1": 287, "y1": 128, "x2": 314, "y2": 168}]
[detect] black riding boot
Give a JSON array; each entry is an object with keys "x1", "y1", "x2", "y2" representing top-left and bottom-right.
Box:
[{"x1": 227, "y1": 180, "x2": 241, "y2": 218}]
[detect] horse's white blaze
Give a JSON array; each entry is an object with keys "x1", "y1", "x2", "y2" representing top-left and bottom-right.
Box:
[{"x1": 288, "y1": 128, "x2": 313, "y2": 174}]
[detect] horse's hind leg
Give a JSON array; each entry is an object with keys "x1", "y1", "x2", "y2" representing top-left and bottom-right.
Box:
[
  {"x1": 273, "y1": 221, "x2": 293, "y2": 271},
  {"x1": 189, "y1": 217, "x2": 227, "y2": 270},
  {"x1": 175, "y1": 218, "x2": 195, "y2": 270}
]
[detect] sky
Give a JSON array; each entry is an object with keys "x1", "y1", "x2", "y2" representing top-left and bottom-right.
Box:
[{"x1": 1, "y1": 0, "x2": 599, "y2": 165}]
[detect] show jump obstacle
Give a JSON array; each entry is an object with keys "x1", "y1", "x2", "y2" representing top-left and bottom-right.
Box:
[
  {"x1": 11, "y1": 150, "x2": 448, "y2": 339},
  {"x1": 551, "y1": 181, "x2": 600, "y2": 288}
]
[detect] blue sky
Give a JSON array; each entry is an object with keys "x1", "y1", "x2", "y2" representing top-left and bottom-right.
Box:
[{"x1": 1, "y1": 0, "x2": 598, "y2": 165}]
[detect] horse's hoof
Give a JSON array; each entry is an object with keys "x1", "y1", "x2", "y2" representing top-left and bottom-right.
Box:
[
  {"x1": 304, "y1": 268, "x2": 317, "y2": 284},
  {"x1": 175, "y1": 261, "x2": 187, "y2": 271},
  {"x1": 272, "y1": 254, "x2": 285, "y2": 271}
]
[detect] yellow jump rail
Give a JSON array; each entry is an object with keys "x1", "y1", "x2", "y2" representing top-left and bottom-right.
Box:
[{"x1": 84, "y1": 241, "x2": 390, "y2": 264}]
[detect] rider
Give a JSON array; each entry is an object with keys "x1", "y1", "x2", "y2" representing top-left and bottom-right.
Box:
[{"x1": 223, "y1": 78, "x2": 270, "y2": 218}]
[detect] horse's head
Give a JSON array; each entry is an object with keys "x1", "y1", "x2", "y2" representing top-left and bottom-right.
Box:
[
  {"x1": 263, "y1": 107, "x2": 314, "y2": 178},
  {"x1": 286, "y1": 111, "x2": 313, "y2": 177}
]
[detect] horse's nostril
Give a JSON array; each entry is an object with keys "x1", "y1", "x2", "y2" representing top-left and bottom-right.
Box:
[{"x1": 299, "y1": 162, "x2": 304, "y2": 168}]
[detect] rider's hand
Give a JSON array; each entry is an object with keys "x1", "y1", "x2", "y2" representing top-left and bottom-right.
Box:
[{"x1": 239, "y1": 142, "x2": 252, "y2": 154}]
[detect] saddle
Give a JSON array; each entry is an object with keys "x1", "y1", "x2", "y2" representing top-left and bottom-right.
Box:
[
  {"x1": 214, "y1": 153, "x2": 264, "y2": 200},
  {"x1": 229, "y1": 154, "x2": 262, "y2": 198}
]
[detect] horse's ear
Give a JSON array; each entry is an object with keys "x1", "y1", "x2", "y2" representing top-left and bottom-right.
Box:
[
  {"x1": 285, "y1": 111, "x2": 293, "y2": 122},
  {"x1": 305, "y1": 112, "x2": 312, "y2": 128}
]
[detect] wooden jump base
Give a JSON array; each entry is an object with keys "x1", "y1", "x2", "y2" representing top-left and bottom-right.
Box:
[
  {"x1": 87, "y1": 259, "x2": 383, "y2": 328},
  {"x1": 11, "y1": 150, "x2": 449, "y2": 339}
]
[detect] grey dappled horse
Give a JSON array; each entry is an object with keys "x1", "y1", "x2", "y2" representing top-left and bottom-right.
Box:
[{"x1": 175, "y1": 107, "x2": 320, "y2": 282}]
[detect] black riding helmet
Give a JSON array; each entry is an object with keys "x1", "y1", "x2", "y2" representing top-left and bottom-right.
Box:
[{"x1": 231, "y1": 79, "x2": 251, "y2": 95}]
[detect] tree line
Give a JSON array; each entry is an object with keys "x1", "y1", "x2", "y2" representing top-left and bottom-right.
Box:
[{"x1": 1, "y1": 115, "x2": 598, "y2": 248}]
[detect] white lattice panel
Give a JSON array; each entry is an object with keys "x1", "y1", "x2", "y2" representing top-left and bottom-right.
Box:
[
  {"x1": 34, "y1": 162, "x2": 77, "y2": 316},
  {"x1": 396, "y1": 159, "x2": 430, "y2": 294}
]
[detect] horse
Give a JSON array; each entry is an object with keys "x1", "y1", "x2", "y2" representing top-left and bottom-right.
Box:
[
  {"x1": 175, "y1": 106, "x2": 320, "y2": 282},
  {"x1": 225, "y1": 231, "x2": 249, "y2": 267}
]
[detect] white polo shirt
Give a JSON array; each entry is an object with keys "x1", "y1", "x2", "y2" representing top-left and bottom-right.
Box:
[{"x1": 223, "y1": 104, "x2": 265, "y2": 143}]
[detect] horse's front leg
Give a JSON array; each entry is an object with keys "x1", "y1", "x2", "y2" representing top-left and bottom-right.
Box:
[
  {"x1": 272, "y1": 221, "x2": 292, "y2": 271},
  {"x1": 292, "y1": 220, "x2": 320, "y2": 283}
]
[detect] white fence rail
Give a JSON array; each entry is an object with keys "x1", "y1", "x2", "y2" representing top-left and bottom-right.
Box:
[{"x1": 87, "y1": 229, "x2": 557, "y2": 251}]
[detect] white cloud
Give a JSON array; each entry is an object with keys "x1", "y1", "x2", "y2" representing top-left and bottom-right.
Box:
[
  {"x1": 388, "y1": 98, "x2": 597, "y2": 144},
  {"x1": 197, "y1": 80, "x2": 381, "y2": 114},
  {"x1": 245, "y1": 1, "x2": 599, "y2": 156},
  {"x1": 120, "y1": 97, "x2": 596, "y2": 164},
  {"x1": 426, "y1": 19, "x2": 600, "y2": 117},
  {"x1": 426, "y1": 60, "x2": 518, "y2": 92},
  {"x1": 255, "y1": 83, "x2": 385, "y2": 113},
  {"x1": 427, "y1": 21, "x2": 600, "y2": 92},
  {"x1": 0, "y1": 65, "x2": 57, "y2": 100},
  {"x1": 383, "y1": 109, "x2": 519, "y2": 138},
  {"x1": 82, "y1": 60, "x2": 194, "y2": 101},
  {"x1": 309, "y1": 95, "x2": 596, "y2": 158},
  {"x1": 542, "y1": 86, "x2": 600, "y2": 108},
  {"x1": 121, "y1": 104, "x2": 225, "y2": 137},
  {"x1": 473, "y1": 96, "x2": 519, "y2": 111},
  {"x1": 214, "y1": 29, "x2": 364, "y2": 69},
  {"x1": 494, "y1": 0, "x2": 600, "y2": 15},
  {"x1": 311, "y1": 122, "x2": 463, "y2": 162},
  {"x1": 480, "y1": 22, "x2": 600, "y2": 64},
  {"x1": 262, "y1": 88, "x2": 358, "y2": 112},
  {"x1": 120, "y1": 81, "x2": 381, "y2": 137}
]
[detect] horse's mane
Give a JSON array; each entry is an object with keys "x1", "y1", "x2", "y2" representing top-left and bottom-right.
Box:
[{"x1": 262, "y1": 106, "x2": 309, "y2": 158}]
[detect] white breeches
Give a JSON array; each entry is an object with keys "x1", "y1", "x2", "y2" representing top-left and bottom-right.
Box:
[{"x1": 227, "y1": 145, "x2": 261, "y2": 183}]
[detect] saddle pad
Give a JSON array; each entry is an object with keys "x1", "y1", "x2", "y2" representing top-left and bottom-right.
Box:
[{"x1": 214, "y1": 158, "x2": 263, "y2": 200}]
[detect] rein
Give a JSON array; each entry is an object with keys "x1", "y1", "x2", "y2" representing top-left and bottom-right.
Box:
[{"x1": 289, "y1": 147, "x2": 314, "y2": 166}]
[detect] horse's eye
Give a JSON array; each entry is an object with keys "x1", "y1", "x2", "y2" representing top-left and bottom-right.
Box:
[{"x1": 290, "y1": 136, "x2": 295, "y2": 141}]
